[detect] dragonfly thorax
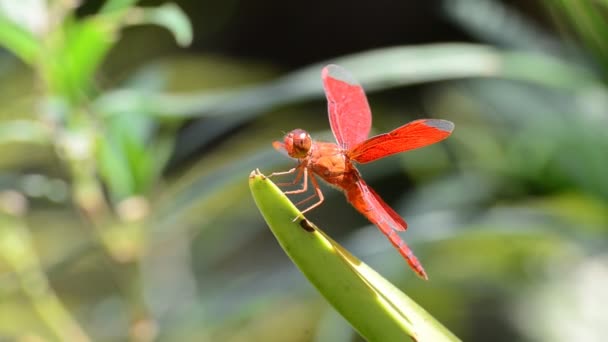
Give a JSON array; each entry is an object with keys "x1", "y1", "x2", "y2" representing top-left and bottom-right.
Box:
[{"x1": 283, "y1": 129, "x2": 312, "y2": 159}]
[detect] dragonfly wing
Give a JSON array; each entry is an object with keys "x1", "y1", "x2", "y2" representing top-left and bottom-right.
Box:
[
  {"x1": 345, "y1": 176, "x2": 428, "y2": 279},
  {"x1": 322, "y1": 64, "x2": 372, "y2": 149},
  {"x1": 349, "y1": 119, "x2": 454, "y2": 164},
  {"x1": 273, "y1": 141, "x2": 291, "y2": 158}
]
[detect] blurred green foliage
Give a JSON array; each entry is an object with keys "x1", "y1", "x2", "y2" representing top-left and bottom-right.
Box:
[{"x1": 0, "y1": 0, "x2": 607, "y2": 341}]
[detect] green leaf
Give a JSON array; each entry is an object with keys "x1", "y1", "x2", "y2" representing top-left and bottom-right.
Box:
[
  {"x1": 96, "y1": 113, "x2": 161, "y2": 201},
  {"x1": 0, "y1": 13, "x2": 41, "y2": 64},
  {"x1": 100, "y1": 0, "x2": 140, "y2": 13},
  {"x1": 97, "y1": 128, "x2": 135, "y2": 200},
  {"x1": 96, "y1": 44, "x2": 599, "y2": 121},
  {"x1": 44, "y1": 3, "x2": 191, "y2": 102},
  {"x1": 443, "y1": 0, "x2": 581, "y2": 61},
  {"x1": 249, "y1": 170, "x2": 460, "y2": 342},
  {"x1": 44, "y1": 16, "x2": 116, "y2": 102},
  {"x1": 543, "y1": 0, "x2": 608, "y2": 74},
  {"x1": 130, "y1": 4, "x2": 193, "y2": 47}
]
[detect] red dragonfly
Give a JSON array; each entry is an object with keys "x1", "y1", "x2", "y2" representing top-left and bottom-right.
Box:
[{"x1": 271, "y1": 65, "x2": 454, "y2": 280}]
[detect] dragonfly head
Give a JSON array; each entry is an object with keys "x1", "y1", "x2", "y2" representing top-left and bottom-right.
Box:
[{"x1": 283, "y1": 129, "x2": 311, "y2": 159}]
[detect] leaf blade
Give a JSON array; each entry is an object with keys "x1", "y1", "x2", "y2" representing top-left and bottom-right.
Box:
[{"x1": 249, "y1": 170, "x2": 460, "y2": 342}]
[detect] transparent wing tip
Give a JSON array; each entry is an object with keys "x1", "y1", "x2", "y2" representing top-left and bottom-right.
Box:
[
  {"x1": 426, "y1": 119, "x2": 454, "y2": 133},
  {"x1": 322, "y1": 64, "x2": 358, "y2": 85}
]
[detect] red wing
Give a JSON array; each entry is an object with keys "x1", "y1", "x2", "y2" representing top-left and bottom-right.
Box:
[
  {"x1": 345, "y1": 176, "x2": 428, "y2": 279},
  {"x1": 322, "y1": 64, "x2": 372, "y2": 149},
  {"x1": 348, "y1": 119, "x2": 454, "y2": 164}
]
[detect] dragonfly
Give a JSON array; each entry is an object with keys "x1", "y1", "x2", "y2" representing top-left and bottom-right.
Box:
[{"x1": 271, "y1": 64, "x2": 454, "y2": 280}]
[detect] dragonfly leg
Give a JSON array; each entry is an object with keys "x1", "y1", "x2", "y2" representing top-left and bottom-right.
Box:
[
  {"x1": 269, "y1": 165, "x2": 308, "y2": 190},
  {"x1": 294, "y1": 192, "x2": 318, "y2": 207},
  {"x1": 284, "y1": 167, "x2": 309, "y2": 195},
  {"x1": 297, "y1": 173, "x2": 324, "y2": 216},
  {"x1": 268, "y1": 167, "x2": 297, "y2": 180},
  {"x1": 272, "y1": 168, "x2": 323, "y2": 222}
]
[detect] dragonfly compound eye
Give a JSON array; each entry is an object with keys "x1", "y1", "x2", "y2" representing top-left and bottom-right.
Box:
[{"x1": 285, "y1": 129, "x2": 311, "y2": 158}]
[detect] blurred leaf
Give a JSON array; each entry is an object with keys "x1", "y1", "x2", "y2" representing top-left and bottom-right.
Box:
[
  {"x1": 0, "y1": 13, "x2": 41, "y2": 64},
  {"x1": 98, "y1": 43, "x2": 595, "y2": 120},
  {"x1": 521, "y1": 193, "x2": 608, "y2": 236},
  {"x1": 97, "y1": 113, "x2": 166, "y2": 201},
  {"x1": 96, "y1": 44, "x2": 600, "y2": 165},
  {"x1": 100, "y1": 0, "x2": 140, "y2": 13},
  {"x1": 153, "y1": 148, "x2": 285, "y2": 233},
  {"x1": 0, "y1": 212, "x2": 91, "y2": 342},
  {"x1": 442, "y1": 0, "x2": 586, "y2": 63},
  {"x1": 132, "y1": 4, "x2": 193, "y2": 47},
  {"x1": 544, "y1": 0, "x2": 608, "y2": 74},
  {"x1": 97, "y1": 130, "x2": 134, "y2": 201},
  {"x1": 0, "y1": 120, "x2": 49, "y2": 145},
  {"x1": 44, "y1": 16, "x2": 116, "y2": 101},
  {"x1": 500, "y1": 51, "x2": 597, "y2": 89},
  {"x1": 249, "y1": 170, "x2": 460, "y2": 342},
  {"x1": 43, "y1": 3, "x2": 191, "y2": 103}
]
